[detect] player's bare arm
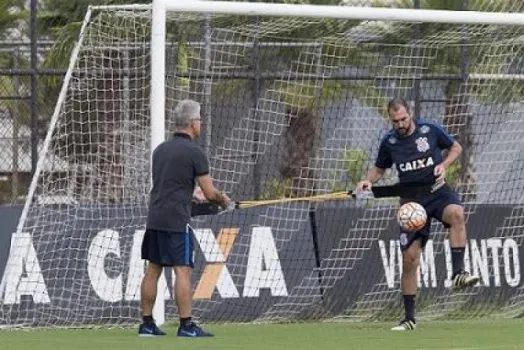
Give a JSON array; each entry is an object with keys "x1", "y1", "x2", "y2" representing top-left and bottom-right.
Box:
[
  {"x1": 357, "y1": 166, "x2": 386, "y2": 191},
  {"x1": 441, "y1": 141, "x2": 462, "y2": 168},
  {"x1": 435, "y1": 141, "x2": 462, "y2": 183},
  {"x1": 197, "y1": 174, "x2": 231, "y2": 208}
]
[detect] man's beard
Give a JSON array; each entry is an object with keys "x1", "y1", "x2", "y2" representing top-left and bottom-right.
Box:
[{"x1": 397, "y1": 127, "x2": 408, "y2": 135}]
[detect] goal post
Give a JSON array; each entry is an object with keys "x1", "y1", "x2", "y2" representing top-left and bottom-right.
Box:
[{"x1": 2, "y1": 0, "x2": 524, "y2": 328}]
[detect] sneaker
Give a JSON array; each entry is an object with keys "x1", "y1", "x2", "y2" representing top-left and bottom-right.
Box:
[
  {"x1": 138, "y1": 322, "x2": 166, "y2": 337},
  {"x1": 391, "y1": 319, "x2": 416, "y2": 331},
  {"x1": 452, "y1": 271, "x2": 480, "y2": 291},
  {"x1": 177, "y1": 322, "x2": 214, "y2": 337}
]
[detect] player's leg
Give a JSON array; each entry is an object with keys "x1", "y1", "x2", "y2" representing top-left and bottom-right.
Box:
[
  {"x1": 138, "y1": 229, "x2": 167, "y2": 336},
  {"x1": 441, "y1": 203, "x2": 480, "y2": 289},
  {"x1": 430, "y1": 186, "x2": 479, "y2": 290},
  {"x1": 174, "y1": 266, "x2": 195, "y2": 331},
  {"x1": 172, "y1": 226, "x2": 214, "y2": 337},
  {"x1": 391, "y1": 225, "x2": 428, "y2": 331}
]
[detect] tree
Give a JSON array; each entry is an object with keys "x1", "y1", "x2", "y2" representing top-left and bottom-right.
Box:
[
  {"x1": 0, "y1": 0, "x2": 27, "y2": 113},
  {"x1": 0, "y1": 0, "x2": 28, "y2": 204}
]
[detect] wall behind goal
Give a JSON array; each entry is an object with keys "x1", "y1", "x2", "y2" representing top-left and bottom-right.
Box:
[{"x1": 0, "y1": 203, "x2": 522, "y2": 325}]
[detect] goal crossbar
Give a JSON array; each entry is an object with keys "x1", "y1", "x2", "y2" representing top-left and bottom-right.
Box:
[{"x1": 154, "y1": 0, "x2": 524, "y2": 26}]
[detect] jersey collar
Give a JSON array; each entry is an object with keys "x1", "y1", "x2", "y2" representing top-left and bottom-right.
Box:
[{"x1": 173, "y1": 132, "x2": 192, "y2": 140}]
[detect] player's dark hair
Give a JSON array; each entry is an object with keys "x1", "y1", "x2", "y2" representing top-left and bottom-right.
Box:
[{"x1": 387, "y1": 97, "x2": 411, "y2": 115}]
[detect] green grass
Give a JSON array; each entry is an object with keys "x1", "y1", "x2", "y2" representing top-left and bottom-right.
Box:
[{"x1": 1, "y1": 319, "x2": 523, "y2": 350}]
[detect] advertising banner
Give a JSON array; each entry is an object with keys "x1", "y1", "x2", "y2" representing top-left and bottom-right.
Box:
[{"x1": 0, "y1": 203, "x2": 522, "y2": 325}]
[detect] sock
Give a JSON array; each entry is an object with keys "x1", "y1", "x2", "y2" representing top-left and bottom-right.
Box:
[
  {"x1": 142, "y1": 315, "x2": 154, "y2": 324},
  {"x1": 403, "y1": 295, "x2": 416, "y2": 322},
  {"x1": 180, "y1": 317, "x2": 193, "y2": 328},
  {"x1": 451, "y1": 247, "x2": 465, "y2": 276}
]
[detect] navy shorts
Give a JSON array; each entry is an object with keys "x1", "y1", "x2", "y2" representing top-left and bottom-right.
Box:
[
  {"x1": 399, "y1": 184, "x2": 461, "y2": 252},
  {"x1": 141, "y1": 227, "x2": 194, "y2": 267}
]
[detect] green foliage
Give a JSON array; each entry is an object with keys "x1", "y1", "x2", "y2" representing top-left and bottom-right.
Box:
[
  {"x1": 41, "y1": 21, "x2": 82, "y2": 88},
  {"x1": 259, "y1": 178, "x2": 294, "y2": 200},
  {"x1": 39, "y1": 0, "x2": 151, "y2": 66},
  {"x1": 0, "y1": 0, "x2": 28, "y2": 119},
  {"x1": 344, "y1": 149, "x2": 368, "y2": 187},
  {"x1": 0, "y1": 0, "x2": 26, "y2": 36},
  {"x1": 278, "y1": 81, "x2": 319, "y2": 109},
  {"x1": 329, "y1": 148, "x2": 369, "y2": 193},
  {"x1": 39, "y1": 0, "x2": 151, "y2": 32},
  {"x1": 259, "y1": 148, "x2": 369, "y2": 200},
  {"x1": 445, "y1": 161, "x2": 461, "y2": 187}
]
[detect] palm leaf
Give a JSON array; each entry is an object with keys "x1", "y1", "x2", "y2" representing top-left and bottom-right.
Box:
[
  {"x1": 41, "y1": 21, "x2": 82, "y2": 89},
  {"x1": 0, "y1": 0, "x2": 26, "y2": 37}
]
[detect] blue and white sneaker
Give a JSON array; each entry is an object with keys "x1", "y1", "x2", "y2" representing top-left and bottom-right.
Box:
[
  {"x1": 138, "y1": 322, "x2": 167, "y2": 337},
  {"x1": 177, "y1": 322, "x2": 214, "y2": 337}
]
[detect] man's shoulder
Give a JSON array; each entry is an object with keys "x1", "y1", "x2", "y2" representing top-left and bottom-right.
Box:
[
  {"x1": 380, "y1": 129, "x2": 398, "y2": 146},
  {"x1": 416, "y1": 119, "x2": 444, "y2": 132},
  {"x1": 177, "y1": 140, "x2": 208, "y2": 162},
  {"x1": 188, "y1": 142, "x2": 207, "y2": 157}
]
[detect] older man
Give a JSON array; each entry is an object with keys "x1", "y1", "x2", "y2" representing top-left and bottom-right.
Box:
[{"x1": 138, "y1": 99, "x2": 230, "y2": 337}]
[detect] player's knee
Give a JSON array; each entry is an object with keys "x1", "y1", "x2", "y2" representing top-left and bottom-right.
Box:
[
  {"x1": 402, "y1": 251, "x2": 419, "y2": 271},
  {"x1": 174, "y1": 266, "x2": 193, "y2": 279},
  {"x1": 445, "y1": 205, "x2": 465, "y2": 226}
]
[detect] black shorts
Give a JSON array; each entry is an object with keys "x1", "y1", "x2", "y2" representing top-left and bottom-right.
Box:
[
  {"x1": 141, "y1": 227, "x2": 194, "y2": 267},
  {"x1": 399, "y1": 184, "x2": 462, "y2": 252}
]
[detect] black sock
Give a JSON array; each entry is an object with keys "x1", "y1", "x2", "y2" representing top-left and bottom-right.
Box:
[
  {"x1": 451, "y1": 247, "x2": 465, "y2": 277},
  {"x1": 403, "y1": 295, "x2": 416, "y2": 322},
  {"x1": 142, "y1": 315, "x2": 154, "y2": 324},
  {"x1": 180, "y1": 317, "x2": 192, "y2": 328}
]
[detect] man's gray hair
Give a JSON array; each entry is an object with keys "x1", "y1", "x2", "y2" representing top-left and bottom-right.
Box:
[{"x1": 173, "y1": 99, "x2": 201, "y2": 128}]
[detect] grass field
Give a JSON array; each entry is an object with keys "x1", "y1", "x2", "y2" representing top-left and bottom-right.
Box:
[{"x1": 1, "y1": 319, "x2": 522, "y2": 350}]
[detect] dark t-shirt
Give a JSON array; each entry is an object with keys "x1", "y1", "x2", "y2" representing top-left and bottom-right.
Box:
[
  {"x1": 375, "y1": 119, "x2": 455, "y2": 185},
  {"x1": 146, "y1": 133, "x2": 209, "y2": 232}
]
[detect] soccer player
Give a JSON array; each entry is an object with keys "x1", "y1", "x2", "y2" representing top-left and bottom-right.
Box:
[
  {"x1": 138, "y1": 99, "x2": 231, "y2": 337},
  {"x1": 356, "y1": 97, "x2": 480, "y2": 331}
]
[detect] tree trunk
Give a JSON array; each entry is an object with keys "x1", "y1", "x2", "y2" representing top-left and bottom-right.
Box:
[
  {"x1": 280, "y1": 106, "x2": 318, "y2": 197},
  {"x1": 443, "y1": 81, "x2": 477, "y2": 202}
]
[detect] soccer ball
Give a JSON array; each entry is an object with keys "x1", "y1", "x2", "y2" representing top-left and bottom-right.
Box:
[{"x1": 397, "y1": 202, "x2": 427, "y2": 232}]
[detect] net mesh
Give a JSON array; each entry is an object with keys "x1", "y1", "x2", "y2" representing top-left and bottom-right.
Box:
[{"x1": 2, "y1": 2, "x2": 524, "y2": 327}]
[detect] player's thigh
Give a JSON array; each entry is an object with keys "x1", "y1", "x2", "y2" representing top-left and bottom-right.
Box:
[{"x1": 426, "y1": 187, "x2": 463, "y2": 227}]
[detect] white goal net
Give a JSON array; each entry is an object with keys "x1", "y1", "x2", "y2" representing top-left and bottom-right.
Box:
[{"x1": 2, "y1": 0, "x2": 524, "y2": 327}]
